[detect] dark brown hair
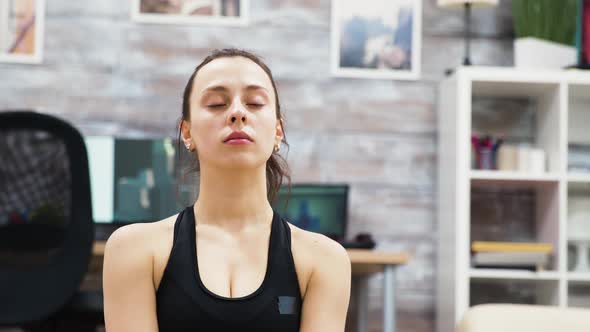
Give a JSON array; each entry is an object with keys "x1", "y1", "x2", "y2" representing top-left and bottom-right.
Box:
[{"x1": 177, "y1": 48, "x2": 291, "y2": 204}]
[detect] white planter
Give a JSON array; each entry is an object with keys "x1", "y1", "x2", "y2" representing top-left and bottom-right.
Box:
[{"x1": 514, "y1": 37, "x2": 577, "y2": 69}]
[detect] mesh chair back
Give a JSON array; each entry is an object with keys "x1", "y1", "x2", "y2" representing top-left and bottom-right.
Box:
[{"x1": 0, "y1": 111, "x2": 94, "y2": 325}]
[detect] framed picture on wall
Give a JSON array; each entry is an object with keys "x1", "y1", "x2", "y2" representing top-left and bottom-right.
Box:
[
  {"x1": 131, "y1": 0, "x2": 248, "y2": 26},
  {"x1": 0, "y1": 0, "x2": 45, "y2": 64},
  {"x1": 331, "y1": 0, "x2": 422, "y2": 80}
]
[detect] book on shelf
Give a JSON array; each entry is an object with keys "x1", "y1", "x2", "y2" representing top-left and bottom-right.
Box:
[
  {"x1": 496, "y1": 145, "x2": 546, "y2": 173},
  {"x1": 472, "y1": 251, "x2": 549, "y2": 269},
  {"x1": 497, "y1": 144, "x2": 518, "y2": 171},
  {"x1": 471, "y1": 241, "x2": 553, "y2": 253}
]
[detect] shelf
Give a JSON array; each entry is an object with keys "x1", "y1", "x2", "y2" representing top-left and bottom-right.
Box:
[
  {"x1": 437, "y1": 66, "x2": 582, "y2": 332},
  {"x1": 470, "y1": 170, "x2": 561, "y2": 186},
  {"x1": 568, "y1": 173, "x2": 590, "y2": 183},
  {"x1": 471, "y1": 276, "x2": 560, "y2": 307},
  {"x1": 568, "y1": 79, "x2": 590, "y2": 91},
  {"x1": 457, "y1": 66, "x2": 562, "y2": 83},
  {"x1": 455, "y1": 67, "x2": 561, "y2": 98},
  {"x1": 568, "y1": 272, "x2": 590, "y2": 283},
  {"x1": 455, "y1": 66, "x2": 590, "y2": 85},
  {"x1": 469, "y1": 268, "x2": 561, "y2": 281}
]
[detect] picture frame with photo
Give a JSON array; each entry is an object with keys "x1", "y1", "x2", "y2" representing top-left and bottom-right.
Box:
[
  {"x1": 331, "y1": 0, "x2": 422, "y2": 80},
  {"x1": 131, "y1": 0, "x2": 249, "y2": 27},
  {"x1": 0, "y1": 0, "x2": 45, "y2": 64}
]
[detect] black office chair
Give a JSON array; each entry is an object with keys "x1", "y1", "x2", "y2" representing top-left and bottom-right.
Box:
[{"x1": 0, "y1": 111, "x2": 101, "y2": 331}]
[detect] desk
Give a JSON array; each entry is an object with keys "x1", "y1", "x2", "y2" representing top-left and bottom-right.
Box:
[
  {"x1": 347, "y1": 249, "x2": 409, "y2": 332},
  {"x1": 92, "y1": 242, "x2": 408, "y2": 332}
]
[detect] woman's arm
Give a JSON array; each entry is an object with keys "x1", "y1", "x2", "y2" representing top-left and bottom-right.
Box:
[
  {"x1": 103, "y1": 224, "x2": 159, "y2": 332},
  {"x1": 299, "y1": 237, "x2": 351, "y2": 332}
]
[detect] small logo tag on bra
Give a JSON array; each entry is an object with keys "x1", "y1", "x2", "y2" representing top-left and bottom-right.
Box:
[{"x1": 277, "y1": 296, "x2": 297, "y2": 315}]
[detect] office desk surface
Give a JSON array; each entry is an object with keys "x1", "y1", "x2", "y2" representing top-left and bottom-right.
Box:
[{"x1": 92, "y1": 242, "x2": 408, "y2": 276}]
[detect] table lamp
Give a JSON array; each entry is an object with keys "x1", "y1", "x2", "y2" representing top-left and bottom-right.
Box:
[{"x1": 438, "y1": 0, "x2": 499, "y2": 66}]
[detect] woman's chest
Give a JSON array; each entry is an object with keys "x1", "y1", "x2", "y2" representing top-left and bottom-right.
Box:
[{"x1": 151, "y1": 225, "x2": 312, "y2": 299}]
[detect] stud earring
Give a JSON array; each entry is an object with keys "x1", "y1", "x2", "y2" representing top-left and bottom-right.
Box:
[{"x1": 274, "y1": 143, "x2": 281, "y2": 153}]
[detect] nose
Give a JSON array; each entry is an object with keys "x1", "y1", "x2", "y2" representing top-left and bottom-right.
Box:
[
  {"x1": 228, "y1": 103, "x2": 247, "y2": 125},
  {"x1": 230, "y1": 112, "x2": 246, "y2": 124}
]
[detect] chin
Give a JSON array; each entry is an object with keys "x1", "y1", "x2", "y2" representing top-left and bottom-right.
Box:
[{"x1": 215, "y1": 155, "x2": 268, "y2": 170}]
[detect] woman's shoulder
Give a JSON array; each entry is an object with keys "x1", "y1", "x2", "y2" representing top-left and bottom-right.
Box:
[
  {"x1": 286, "y1": 222, "x2": 351, "y2": 296},
  {"x1": 103, "y1": 214, "x2": 178, "y2": 280},
  {"x1": 105, "y1": 214, "x2": 177, "y2": 255},
  {"x1": 288, "y1": 223, "x2": 349, "y2": 259},
  {"x1": 102, "y1": 214, "x2": 179, "y2": 328}
]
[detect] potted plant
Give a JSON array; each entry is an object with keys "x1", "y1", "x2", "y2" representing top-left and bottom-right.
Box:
[{"x1": 512, "y1": 0, "x2": 578, "y2": 69}]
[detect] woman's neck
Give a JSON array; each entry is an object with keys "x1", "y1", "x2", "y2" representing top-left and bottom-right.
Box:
[{"x1": 193, "y1": 163, "x2": 273, "y2": 230}]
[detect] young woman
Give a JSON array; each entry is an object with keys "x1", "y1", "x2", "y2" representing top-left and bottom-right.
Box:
[{"x1": 103, "y1": 48, "x2": 351, "y2": 331}]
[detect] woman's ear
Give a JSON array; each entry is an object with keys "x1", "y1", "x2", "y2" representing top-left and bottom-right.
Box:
[
  {"x1": 275, "y1": 118, "x2": 284, "y2": 143},
  {"x1": 180, "y1": 119, "x2": 193, "y2": 151}
]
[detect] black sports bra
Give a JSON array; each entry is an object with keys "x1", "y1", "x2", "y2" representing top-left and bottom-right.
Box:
[{"x1": 155, "y1": 206, "x2": 302, "y2": 331}]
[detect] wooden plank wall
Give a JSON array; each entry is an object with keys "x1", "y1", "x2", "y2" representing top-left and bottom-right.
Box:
[{"x1": 0, "y1": 1, "x2": 515, "y2": 331}]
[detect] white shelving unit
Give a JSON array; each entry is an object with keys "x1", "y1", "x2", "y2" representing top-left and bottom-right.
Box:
[
  {"x1": 568, "y1": 173, "x2": 590, "y2": 183},
  {"x1": 470, "y1": 170, "x2": 561, "y2": 185},
  {"x1": 437, "y1": 66, "x2": 590, "y2": 332},
  {"x1": 567, "y1": 272, "x2": 590, "y2": 282},
  {"x1": 469, "y1": 268, "x2": 561, "y2": 281}
]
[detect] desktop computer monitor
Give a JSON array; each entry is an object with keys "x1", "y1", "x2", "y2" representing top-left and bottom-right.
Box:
[
  {"x1": 86, "y1": 136, "x2": 349, "y2": 240},
  {"x1": 271, "y1": 184, "x2": 349, "y2": 241},
  {"x1": 85, "y1": 136, "x2": 191, "y2": 224}
]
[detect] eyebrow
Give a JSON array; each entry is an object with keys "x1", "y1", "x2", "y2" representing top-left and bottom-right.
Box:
[{"x1": 200, "y1": 84, "x2": 269, "y2": 95}]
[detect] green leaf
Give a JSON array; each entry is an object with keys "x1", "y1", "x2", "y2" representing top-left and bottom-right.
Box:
[{"x1": 512, "y1": 0, "x2": 577, "y2": 46}]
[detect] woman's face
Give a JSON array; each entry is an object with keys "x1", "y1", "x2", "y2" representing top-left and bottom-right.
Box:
[{"x1": 183, "y1": 56, "x2": 283, "y2": 170}]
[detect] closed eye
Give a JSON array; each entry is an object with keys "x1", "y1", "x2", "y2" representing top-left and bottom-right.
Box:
[{"x1": 207, "y1": 103, "x2": 264, "y2": 108}]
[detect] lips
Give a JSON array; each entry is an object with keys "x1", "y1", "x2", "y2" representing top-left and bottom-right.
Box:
[{"x1": 224, "y1": 131, "x2": 253, "y2": 143}]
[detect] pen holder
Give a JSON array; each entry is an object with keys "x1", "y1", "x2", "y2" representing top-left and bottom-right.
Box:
[
  {"x1": 477, "y1": 147, "x2": 495, "y2": 170},
  {"x1": 471, "y1": 134, "x2": 502, "y2": 170}
]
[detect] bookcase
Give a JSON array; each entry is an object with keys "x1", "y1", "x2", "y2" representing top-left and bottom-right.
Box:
[{"x1": 436, "y1": 67, "x2": 590, "y2": 332}]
